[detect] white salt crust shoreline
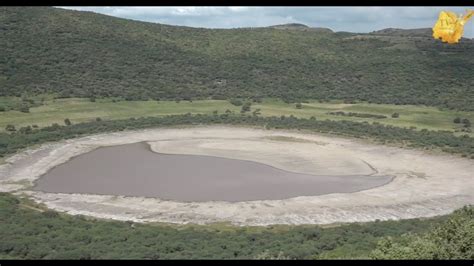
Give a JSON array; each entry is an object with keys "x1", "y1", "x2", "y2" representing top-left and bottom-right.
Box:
[{"x1": 0, "y1": 126, "x2": 473, "y2": 226}]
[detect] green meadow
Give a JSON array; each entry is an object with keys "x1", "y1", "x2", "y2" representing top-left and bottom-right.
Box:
[{"x1": 1, "y1": 97, "x2": 473, "y2": 136}]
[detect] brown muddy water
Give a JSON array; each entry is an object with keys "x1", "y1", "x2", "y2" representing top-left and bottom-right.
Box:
[{"x1": 33, "y1": 142, "x2": 392, "y2": 202}]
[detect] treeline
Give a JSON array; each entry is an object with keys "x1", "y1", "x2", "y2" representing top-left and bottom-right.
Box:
[
  {"x1": 0, "y1": 192, "x2": 460, "y2": 259},
  {"x1": 370, "y1": 206, "x2": 473, "y2": 260},
  {"x1": 1, "y1": 114, "x2": 473, "y2": 159},
  {"x1": 327, "y1": 111, "x2": 387, "y2": 119},
  {"x1": 1, "y1": 7, "x2": 474, "y2": 111}
]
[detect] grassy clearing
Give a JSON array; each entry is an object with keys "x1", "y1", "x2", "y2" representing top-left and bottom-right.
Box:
[
  {"x1": 0, "y1": 98, "x2": 241, "y2": 130},
  {"x1": 254, "y1": 99, "x2": 474, "y2": 135},
  {"x1": 0, "y1": 97, "x2": 473, "y2": 136}
]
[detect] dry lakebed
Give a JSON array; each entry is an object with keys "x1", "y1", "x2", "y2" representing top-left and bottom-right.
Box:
[{"x1": 0, "y1": 126, "x2": 473, "y2": 226}]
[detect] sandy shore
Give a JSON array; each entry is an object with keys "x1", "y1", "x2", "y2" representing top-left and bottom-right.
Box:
[{"x1": 1, "y1": 126, "x2": 473, "y2": 226}]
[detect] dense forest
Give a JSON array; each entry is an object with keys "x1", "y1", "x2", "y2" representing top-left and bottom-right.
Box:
[
  {"x1": 1, "y1": 113, "x2": 473, "y2": 159},
  {"x1": 0, "y1": 193, "x2": 471, "y2": 259},
  {"x1": 370, "y1": 206, "x2": 473, "y2": 260},
  {"x1": 1, "y1": 7, "x2": 474, "y2": 110}
]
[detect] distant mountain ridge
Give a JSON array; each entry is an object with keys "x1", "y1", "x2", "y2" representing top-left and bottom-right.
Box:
[
  {"x1": 370, "y1": 28, "x2": 433, "y2": 37},
  {"x1": 267, "y1": 23, "x2": 334, "y2": 33},
  {"x1": 370, "y1": 27, "x2": 473, "y2": 40},
  {"x1": 1, "y1": 7, "x2": 473, "y2": 111},
  {"x1": 268, "y1": 23, "x2": 310, "y2": 29}
]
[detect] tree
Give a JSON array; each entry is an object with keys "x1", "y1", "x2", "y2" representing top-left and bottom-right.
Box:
[
  {"x1": 252, "y1": 108, "x2": 261, "y2": 116},
  {"x1": 89, "y1": 97, "x2": 96, "y2": 102},
  {"x1": 462, "y1": 119, "x2": 471, "y2": 127},
  {"x1": 252, "y1": 97, "x2": 263, "y2": 103},
  {"x1": 96, "y1": 117, "x2": 102, "y2": 122},
  {"x1": 64, "y1": 118, "x2": 72, "y2": 126},
  {"x1": 453, "y1": 117, "x2": 461, "y2": 124},
  {"x1": 5, "y1": 124, "x2": 16, "y2": 132},
  {"x1": 229, "y1": 99, "x2": 243, "y2": 106},
  {"x1": 19, "y1": 105, "x2": 29, "y2": 113},
  {"x1": 295, "y1": 103, "x2": 302, "y2": 109},
  {"x1": 0, "y1": 106, "x2": 5, "y2": 112},
  {"x1": 21, "y1": 92, "x2": 29, "y2": 102},
  {"x1": 391, "y1": 113, "x2": 399, "y2": 118},
  {"x1": 19, "y1": 126, "x2": 32, "y2": 134},
  {"x1": 241, "y1": 102, "x2": 251, "y2": 113}
]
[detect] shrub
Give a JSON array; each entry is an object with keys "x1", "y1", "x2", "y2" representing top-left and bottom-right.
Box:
[
  {"x1": 462, "y1": 119, "x2": 471, "y2": 127},
  {"x1": 252, "y1": 108, "x2": 261, "y2": 116},
  {"x1": 19, "y1": 105, "x2": 29, "y2": 113},
  {"x1": 18, "y1": 126, "x2": 32, "y2": 134},
  {"x1": 252, "y1": 97, "x2": 263, "y2": 103},
  {"x1": 241, "y1": 102, "x2": 251, "y2": 113},
  {"x1": 5, "y1": 125, "x2": 16, "y2": 132},
  {"x1": 229, "y1": 99, "x2": 243, "y2": 106}
]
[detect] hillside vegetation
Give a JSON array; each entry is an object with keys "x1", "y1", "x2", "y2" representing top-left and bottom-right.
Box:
[
  {"x1": 2, "y1": 192, "x2": 472, "y2": 259},
  {"x1": 1, "y1": 7, "x2": 474, "y2": 110},
  {"x1": 370, "y1": 206, "x2": 473, "y2": 260}
]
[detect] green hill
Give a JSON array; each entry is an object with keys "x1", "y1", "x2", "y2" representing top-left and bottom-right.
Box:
[{"x1": 1, "y1": 7, "x2": 473, "y2": 110}]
